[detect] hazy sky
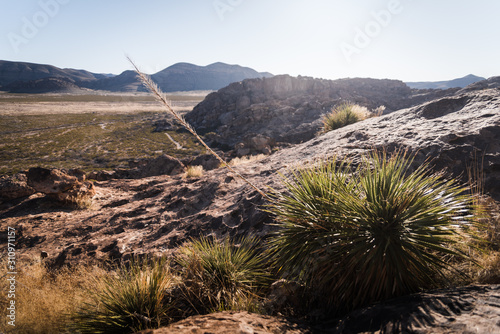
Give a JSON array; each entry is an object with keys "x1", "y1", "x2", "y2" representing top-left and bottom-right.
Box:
[{"x1": 1, "y1": 0, "x2": 499, "y2": 81}]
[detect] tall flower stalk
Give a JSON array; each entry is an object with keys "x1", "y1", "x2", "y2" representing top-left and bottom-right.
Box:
[{"x1": 128, "y1": 57, "x2": 269, "y2": 200}]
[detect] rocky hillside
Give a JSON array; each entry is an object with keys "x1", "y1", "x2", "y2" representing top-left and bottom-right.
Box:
[
  {"x1": 2, "y1": 77, "x2": 88, "y2": 94},
  {"x1": 1, "y1": 86, "x2": 498, "y2": 266},
  {"x1": 186, "y1": 75, "x2": 459, "y2": 154}
]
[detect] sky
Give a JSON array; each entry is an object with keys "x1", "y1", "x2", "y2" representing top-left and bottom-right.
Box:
[{"x1": 0, "y1": 0, "x2": 499, "y2": 82}]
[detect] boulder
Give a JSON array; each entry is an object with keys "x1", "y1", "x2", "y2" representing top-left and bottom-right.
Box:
[
  {"x1": 130, "y1": 155, "x2": 185, "y2": 178},
  {"x1": 0, "y1": 173, "x2": 35, "y2": 200},
  {"x1": 181, "y1": 154, "x2": 222, "y2": 171},
  {"x1": 27, "y1": 167, "x2": 95, "y2": 205},
  {"x1": 89, "y1": 155, "x2": 186, "y2": 180}
]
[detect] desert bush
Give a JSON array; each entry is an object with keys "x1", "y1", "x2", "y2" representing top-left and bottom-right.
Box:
[
  {"x1": 71, "y1": 257, "x2": 176, "y2": 334},
  {"x1": 0, "y1": 258, "x2": 105, "y2": 334},
  {"x1": 186, "y1": 165, "x2": 204, "y2": 178},
  {"x1": 268, "y1": 150, "x2": 477, "y2": 312},
  {"x1": 229, "y1": 154, "x2": 267, "y2": 167},
  {"x1": 320, "y1": 102, "x2": 367, "y2": 133},
  {"x1": 176, "y1": 235, "x2": 271, "y2": 314}
]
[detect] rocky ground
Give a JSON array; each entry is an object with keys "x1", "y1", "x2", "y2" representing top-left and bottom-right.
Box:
[
  {"x1": 135, "y1": 285, "x2": 500, "y2": 333},
  {"x1": 2, "y1": 87, "x2": 498, "y2": 266},
  {"x1": 1, "y1": 79, "x2": 499, "y2": 333}
]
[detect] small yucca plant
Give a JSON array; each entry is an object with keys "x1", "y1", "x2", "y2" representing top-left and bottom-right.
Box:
[
  {"x1": 321, "y1": 102, "x2": 367, "y2": 133},
  {"x1": 176, "y1": 235, "x2": 270, "y2": 314},
  {"x1": 269, "y1": 150, "x2": 477, "y2": 312},
  {"x1": 71, "y1": 258, "x2": 175, "y2": 334}
]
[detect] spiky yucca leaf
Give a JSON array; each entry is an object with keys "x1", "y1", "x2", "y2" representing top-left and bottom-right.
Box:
[
  {"x1": 71, "y1": 258, "x2": 175, "y2": 334},
  {"x1": 269, "y1": 150, "x2": 476, "y2": 312},
  {"x1": 176, "y1": 235, "x2": 270, "y2": 314}
]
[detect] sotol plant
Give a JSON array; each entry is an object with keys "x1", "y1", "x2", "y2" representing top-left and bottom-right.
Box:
[
  {"x1": 71, "y1": 258, "x2": 176, "y2": 334},
  {"x1": 269, "y1": 150, "x2": 477, "y2": 312},
  {"x1": 176, "y1": 235, "x2": 271, "y2": 314}
]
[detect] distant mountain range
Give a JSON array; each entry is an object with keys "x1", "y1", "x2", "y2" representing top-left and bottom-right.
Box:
[
  {"x1": 0, "y1": 60, "x2": 491, "y2": 94},
  {"x1": 405, "y1": 74, "x2": 486, "y2": 90},
  {"x1": 0, "y1": 60, "x2": 273, "y2": 93}
]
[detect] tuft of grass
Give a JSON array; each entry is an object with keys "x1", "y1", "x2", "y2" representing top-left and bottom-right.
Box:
[
  {"x1": 71, "y1": 257, "x2": 176, "y2": 334},
  {"x1": 186, "y1": 165, "x2": 204, "y2": 178},
  {"x1": 0, "y1": 258, "x2": 105, "y2": 334},
  {"x1": 268, "y1": 149, "x2": 478, "y2": 313},
  {"x1": 320, "y1": 102, "x2": 367, "y2": 133},
  {"x1": 176, "y1": 235, "x2": 271, "y2": 315}
]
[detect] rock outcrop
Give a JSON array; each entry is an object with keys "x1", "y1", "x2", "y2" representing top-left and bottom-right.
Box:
[
  {"x1": 324, "y1": 285, "x2": 500, "y2": 333},
  {"x1": 26, "y1": 168, "x2": 96, "y2": 204},
  {"x1": 136, "y1": 285, "x2": 500, "y2": 334},
  {"x1": 186, "y1": 75, "x2": 458, "y2": 154},
  {"x1": 136, "y1": 311, "x2": 310, "y2": 334},
  {"x1": 0, "y1": 173, "x2": 35, "y2": 201}
]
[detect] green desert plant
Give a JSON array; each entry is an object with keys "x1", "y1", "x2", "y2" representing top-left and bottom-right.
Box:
[
  {"x1": 268, "y1": 150, "x2": 477, "y2": 312},
  {"x1": 176, "y1": 235, "x2": 271, "y2": 314},
  {"x1": 320, "y1": 102, "x2": 368, "y2": 133},
  {"x1": 71, "y1": 257, "x2": 176, "y2": 334}
]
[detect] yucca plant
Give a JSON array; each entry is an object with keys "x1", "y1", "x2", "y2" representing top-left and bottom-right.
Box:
[
  {"x1": 71, "y1": 257, "x2": 176, "y2": 334},
  {"x1": 176, "y1": 235, "x2": 271, "y2": 314},
  {"x1": 321, "y1": 102, "x2": 367, "y2": 133},
  {"x1": 269, "y1": 150, "x2": 477, "y2": 312}
]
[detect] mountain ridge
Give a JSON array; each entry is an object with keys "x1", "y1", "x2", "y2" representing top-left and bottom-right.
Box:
[
  {"x1": 0, "y1": 60, "x2": 273, "y2": 93},
  {"x1": 405, "y1": 74, "x2": 486, "y2": 89}
]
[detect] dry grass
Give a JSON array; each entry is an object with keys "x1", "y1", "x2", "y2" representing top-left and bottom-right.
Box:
[
  {"x1": 186, "y1": 165, "x2": 204, "y2": 178},
  {"x1": 0, "y1": 258, "x2": 106, "y2": 334},
  {"x1": 228, "y1": 154, "x2": 267, "y2": 167}
]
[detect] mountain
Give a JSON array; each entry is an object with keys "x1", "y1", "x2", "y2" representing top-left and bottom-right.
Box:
[
  {"x1": 406, "y1": 74, "x2": 486, "y2": 89},
  {"x1": 0, "y1": 60, "x2": 273, "y2": 93},
  {"x1": 0, "y1": 60, "x2": 106, "y2": 88},
  {"x1": 85, "y1": 70, "x2": 144, "y2": 92},
  {"x1": 151, "y1": 62, "x2": 273, "y2": 92},
  {"x1": 3, "y1": 77, "x2": 86, "y2": 94},
  {"x1": 87, "y1": 62, "x2": 273, "y2": 92}
]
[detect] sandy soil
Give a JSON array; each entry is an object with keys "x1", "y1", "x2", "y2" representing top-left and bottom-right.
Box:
[{"x1": 0, "y1": 91, "x2": 210, "y2": 115}]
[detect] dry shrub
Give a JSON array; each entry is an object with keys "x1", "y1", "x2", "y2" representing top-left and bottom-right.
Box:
[
  {"x1": 471, "y1": 197, "x2": 500, "y2": 283},
  {"x1": 186, "y1": 165, "x2": 204, "y2": 178},
  {"x1": 0, "y1": 258, "x2": 105, "y2": 334},
  {"x1": 229, "y1": 154, "x2": 267, "y2": 167}
]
